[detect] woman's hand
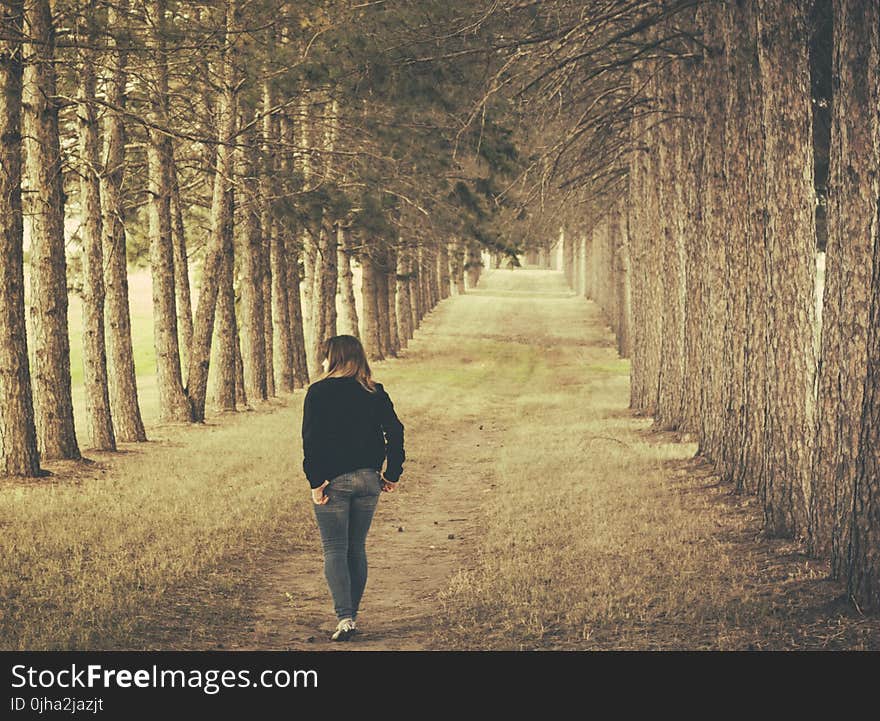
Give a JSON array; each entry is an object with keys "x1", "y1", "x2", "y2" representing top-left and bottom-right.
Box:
[
  {"x1": 381, "y1": 475, "x2": 397, "y2": 493},
  {"x1": 311, "y1": 480, "x2": 330, "y2": 505}
]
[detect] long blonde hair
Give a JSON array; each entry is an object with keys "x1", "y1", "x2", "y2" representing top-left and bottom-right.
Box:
[{"x1": 314, "y1": 335, "x2": 377, "y2": 392}]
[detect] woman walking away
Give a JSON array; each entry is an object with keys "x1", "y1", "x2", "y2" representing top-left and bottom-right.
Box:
[{"x1": 302, "y1": 335, "x2": 405, "y2": 642}]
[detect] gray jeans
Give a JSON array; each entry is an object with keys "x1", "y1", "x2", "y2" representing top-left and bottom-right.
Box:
[{"x1": 312, "y1": 468, "x2": 382, "y2": 620}]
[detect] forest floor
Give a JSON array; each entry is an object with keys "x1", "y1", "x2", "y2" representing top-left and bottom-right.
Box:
[{"x1": 3, "y1": 269, "x2": 879, "y2": 650}]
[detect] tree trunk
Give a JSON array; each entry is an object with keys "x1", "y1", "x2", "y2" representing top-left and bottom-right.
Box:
[
  {"x1": 719, "y1": 0, "x2": 756, "y2": 487},
  {"x1": 693, "y1": 6, "x2": 728, "y2": 464},
  {"x1": 562, "y1": 226, "x2": 573, "y2": 288},
  {"x1": 310, "y1": 97, "x2": 340, "y2": 372},
  {"x1": 437, "y1": 242, "x2": 451, "y2": 299},
  {"x1": 361, "y1": 252, "x2": 384, "y2": 361},
  {"x1": 738, "y1": 0, "x2": 771, "y2": 495},
  {"x1": 656, "y1": 58, "x2": 686, "y2": 431},
  {"x1": 234, "y1": 331, "x2": 247, "y2": 407},
  {"x1": 262, "y1": 238, "x2": 275, "y2": 397},
  {"x1": 851, "y1": 265, "x2": 880, "y2": 609},
  {"x1": 297, "y1": 94, "x2": 318, "y2": 364},
  {"x1": 421, "y1": 246, "x2": 430, "y2": 318},
  {"x1": 626, "y1": 57, "x2": 659, "y2": 416},
  {"x1": 76, "y1": 1, "x2": 115, "y2": 451},
  {"x1": 387, "y1": 245, "x2": 400, "y2": 355},
  {"x1": 100, "y1": 0, "x2": 146, "y2": 442},
  {"x1": 259, "y1": 78, "x2": 276, "y2": 396},
  {"x1": 337, "y1": 226, "x2": 360, "y2": 338},
  {"x1": 185, "y1": 0, "x2": 239, "y2": 420},
  {"x1": 812, "y1": 0, "x2": 879, "y2": 576},
  {"x1": 311, "y1": 217, "x2": 339, "y2": 371},
  {"x1": 584, "y1": 232, "x2": 594, "y2": 300},
  {"x1": 170, "y1": 160, "x2": 193, "y2": 378},
  {"x1": 375, "y1": 247, "x2": 393, "y2": 358},
  {"x1": 466, "y1": 241, "x2": 482, "y2": 289},
  {"x1": 22, "y1": 0, "x2": 81, "y2": 458},
  {"x1": 452, "y1": 239, "x2": 466, "y2": 294},
  {"x1": 396, "y1": 246, "x2": 413, "y2": 346},
  {"x1": 613, "y1": 202, "x2": 632, "y2": 359},
  {"x1": 0, "y1": 0, "x2": 40, "y2": 475},
  {"x1": 408, "y1": 247, "x2": 420, "y2": 325},
  {"x1": 237, "y1": 115, "x2": 266, "y2": 404},
  {"x1": 755, "y1": 0, "x2": 817, "y2": 538},
  {"x1": 144, "y1": 0, "x2": 191, "y2": 424},
  {"x1": 278, "y1": 111, "x2": 308, "y2": 387},
  {"x1": 213, "y1": 202, "x2": 238, "y2": 413},
  {"x1": 270, "y1": 229, "x2": 294, "y2": 393},
  {"x1": 287, "y1": 235, "x2": 310, "y2": 387}
]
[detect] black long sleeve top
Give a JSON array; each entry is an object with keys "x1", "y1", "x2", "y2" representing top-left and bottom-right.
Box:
[{"x1": 301, "y1": 376, "x2": 405, "y2": 489}]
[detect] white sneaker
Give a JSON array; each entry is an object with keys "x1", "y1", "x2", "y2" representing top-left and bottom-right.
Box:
[{"x1": 331, "y1": 618, "x2": 355, "y2": 642}]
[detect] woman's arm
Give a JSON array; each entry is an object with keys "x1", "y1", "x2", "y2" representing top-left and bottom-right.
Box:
[
  {"x1": 377, "y1": 385, "x2": 405, "y2": 482},
  {"x1": 301, "y1": 387, "x2": 327, "y2": 489}
]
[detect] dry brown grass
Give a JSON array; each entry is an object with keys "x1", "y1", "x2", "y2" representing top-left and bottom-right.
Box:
[
  {"x1": 430, "y1": 269, "x2": 880, "y2": 650},
  {"x1": 2, "y1": 267, "x2": 878, "y2": 650}
]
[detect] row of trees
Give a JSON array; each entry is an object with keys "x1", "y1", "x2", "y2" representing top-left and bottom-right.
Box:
[
  {"x1": 551, "y1": 0, "x2": 879, "y2": 611},
  {"x1": 0, "y1": 0, "x2": 506, "y2": 477}
]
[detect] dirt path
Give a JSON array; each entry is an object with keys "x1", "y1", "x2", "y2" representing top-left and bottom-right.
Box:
[
  {"x1": 228, "y1": 271, "x2": 559, "y2": 650},
  {"x1": 236, "y1": 449, "x2": 483, "y2": 651},
  {"x1": 211, "y1": 267, "x2": 878, "y2": 651}
]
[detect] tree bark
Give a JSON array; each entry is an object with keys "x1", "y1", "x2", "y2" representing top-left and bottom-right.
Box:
[
  {"x1": 100, "y1": 0, "x2": 146, "y2": 442},
  {"x1": 185, "y1": 0, "x2": 239, "y2": 420},
  {"x1": 812, "y1": 0, "x2": 879, "y2": 574},
  {"x1": 656, "y1": 58, "x2": 686, "y2": 431},
  {"x1": 259, "y1": 78, "x2": 276, "y2": 396},
  {"x1": 144, "y1": 0, "x2": 191, "y2": 424},
  {"x1": 738, "y1": 0, "x2": 771, "y2": 495},
  {"x1": 278, "y1": 111, "x2": 308, "y2": 387},
  {"x1": 437, "y1": 242, "x2": 451, "y2": 299},
  {"x1": 396, "y1": 246, "x2": 413, "y2": 346},
  {"x1": 22, "y1": 0, "x2": 81, "y2": 458},
  {"x1": 452, "y1": 239, "x2": 466, "y2": 294},
  {"x1": 262, "y1": 236, "x2": 275, "y2": 397},
  {"x1": 170, "y1": 160, "x2": 193, "y2": 378},
  {"x1": 718, "y1": 0, "x2": 757, "y2": 487},
  {"x1": 361, "y1": 252, "x2": 384, "y2": 361},
  {"x1": 287, "y1": 235, "x2": 310, "y2": 387},
  {"x1": 387, "y1": 245, "x2": 400, "y2": 355},
  {"x1": 418, "y1": 245, "x2": 430, "y2": 317},
  {"x1": 755, "y1": 0, "x2": 817, "y2": 537},
  {"x1": 627, "y1": 59, "x2": 662, "y2": 416},
  {"x1": 0, "y1": 0, "x2": 41, "y2": 475},
  {"x1": 76, "y1": 1, "x2": 115, "y2": 451},
  {"x1": 466, "y1": 241, "x2": 482, "y2": 289},
  {"x1": 337, "y1": 225, "x2": 360, "y2": 338},
  {"x1": 851, "y1": 265, "x2": 880, "y2": 609},
  {"x1": 692, "y1": 6, "x2": 729, "y2": 465},
  {"x1": 613, "y1": 202, "x2": 632, "y2": 359},
  {"x1": 310, "y1": 97, "x2": 340, "y2": 372},
  {"x1": 312, "y1": 216, "x2": 339, "y2": 371},
  {"x1": 270, "y1": 229, "x2": 294, "y2": 392},
  {"x1": 213, "y1": 196, "x2": 238, "y2": 413},
  {"x1": 375, "y1": 247, "x2": 393, "y2": 358},
  {"x1": 236, "y1": 114, "x2": 266, "y2": 404}
]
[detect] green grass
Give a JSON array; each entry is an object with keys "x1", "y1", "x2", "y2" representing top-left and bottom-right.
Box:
[{"x1": 66, "y1": 270, "x2": 158, "y2": 388}]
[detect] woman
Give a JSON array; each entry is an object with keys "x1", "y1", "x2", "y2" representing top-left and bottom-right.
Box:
[{"x1": 302, "y1": 334, "x2": 405, "y2": 642}]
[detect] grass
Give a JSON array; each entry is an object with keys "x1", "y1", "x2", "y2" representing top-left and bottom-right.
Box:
[
  {"x1": 428, "y1": 270, "x2": 879, "y2": 650},
  {"x1": 0, "y1": 403, "x2": 318, "y2": 649},
  {"x1": 2, "y1": 266, "x2": 877, "y2": 650},
  {"x1": 66, "y1": 270, "x2": 157, "y2": 389}
]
